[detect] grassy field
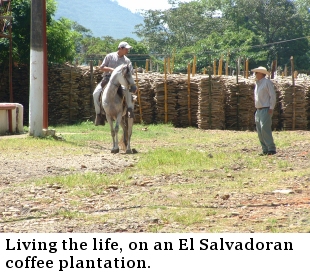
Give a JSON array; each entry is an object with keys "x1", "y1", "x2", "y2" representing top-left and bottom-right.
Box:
[{"x1": 1, "y1": 122, "x2": 310, "y2": 232}]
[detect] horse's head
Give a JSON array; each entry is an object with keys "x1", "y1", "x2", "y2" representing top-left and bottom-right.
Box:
[{"x1": 121, "y1": 63, "x2": 137, "y2": 93}]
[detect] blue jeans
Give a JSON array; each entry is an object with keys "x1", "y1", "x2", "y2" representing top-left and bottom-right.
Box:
[{"x1": 255, "y1": 108, "x2": 276, "y2": 153}]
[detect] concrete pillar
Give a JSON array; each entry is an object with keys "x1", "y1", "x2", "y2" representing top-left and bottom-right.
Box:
[{"x1": 29, "y1": 0, "x2": 46, "y2": 137}]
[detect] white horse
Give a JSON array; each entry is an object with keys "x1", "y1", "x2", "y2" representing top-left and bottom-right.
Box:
[{"x1": 101, "y1": 63, "x2": 137, "y2": 154}]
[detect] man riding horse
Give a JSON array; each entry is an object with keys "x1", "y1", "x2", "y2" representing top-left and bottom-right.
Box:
[{"x1": 93, "y1": 41, "x2": 134, "y2": 126}]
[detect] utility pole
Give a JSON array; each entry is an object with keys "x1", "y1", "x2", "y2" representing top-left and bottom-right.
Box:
[{"x1": 29, "y1": 0, "x2": 48, "y2": 137}]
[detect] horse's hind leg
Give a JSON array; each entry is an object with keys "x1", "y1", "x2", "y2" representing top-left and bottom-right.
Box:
[{"x1": 123, "y1": 90, "x2": 136, "y2": 154}]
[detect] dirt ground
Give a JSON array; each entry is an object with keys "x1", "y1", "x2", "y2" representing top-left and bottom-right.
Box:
[{"x1": 0, "y1": 132, "x2": 310, "y2": 233}]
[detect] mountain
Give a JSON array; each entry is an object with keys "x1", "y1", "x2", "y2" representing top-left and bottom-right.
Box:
[{"x1": 53, "y1": 0, "x2": 144, "y2": 40}]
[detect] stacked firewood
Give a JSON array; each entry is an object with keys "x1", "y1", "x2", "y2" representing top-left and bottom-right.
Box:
[
  {"x1": 277, "y1": 79, "x2": 308, "y2": 130},
  {"x1": 48, "y1": 64, "x2": 81, "y2": 125},
  {"x1": 48, "y1": 64, "x2": 103, "y2": 125},
  {"x1": 153, "y1": 73, "x2": 200, "y2": 127},
  {"x1": 225, "y1": 77, "x2": 256, "y2": 130},
  {"x1": 198, "y1": 75, "x2": 226, "y2": 129},
  {"x1": 2, "y1": 64, "x2": 310, "y2": 130},
  {"x1": 133, "y1": 73, "x2": 156, "y2": 124},
  {"x1": 175, "y1": 75, "x2": 200, "y2": 127},
  {"x1": 75, "y1": 66, "x2": 100, "y2": 122},
  {"x1": 154, "y1": 74, "x2": 178, "y2": 125},
  {"x1": 271, "y1": 81, "x2": 283, "y2": 130}
]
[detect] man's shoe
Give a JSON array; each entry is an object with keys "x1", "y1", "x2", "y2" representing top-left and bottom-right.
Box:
[
  {"x1": 95, "y1": 114, "x2": 102, "y2": 126},
  {"x1": 267, "y1": 151, "x2": 276, "y2": 155}
]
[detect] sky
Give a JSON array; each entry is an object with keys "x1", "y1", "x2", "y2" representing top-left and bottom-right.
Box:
[{"x1": 114, "y1": 0, "x2": 193, "y2": 13}]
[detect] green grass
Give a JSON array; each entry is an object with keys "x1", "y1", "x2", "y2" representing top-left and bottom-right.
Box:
[{"x1": 2, "y1": 123, "x2": 310, "y2": 232}]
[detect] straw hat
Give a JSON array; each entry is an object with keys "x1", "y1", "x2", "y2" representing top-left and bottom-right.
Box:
[{"x1": 251, "y1": 66, "x2": 270, "y2": 75}]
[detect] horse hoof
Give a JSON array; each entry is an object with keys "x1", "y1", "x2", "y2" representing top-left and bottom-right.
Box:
[
  {"x1": 126, "y1": 149, "x2": 132, "y2": 154},
  {"x1": 111, "y1": 148, "x2": 119, "y2": 154}
]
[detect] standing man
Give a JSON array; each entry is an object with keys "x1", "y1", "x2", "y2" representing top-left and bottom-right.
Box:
[
  {"x1": 251, "y1": 66, "x2": 277, "y2": 155},
  {"x1": 93, "y1": 41, "x2": 133, "y2": 126}
]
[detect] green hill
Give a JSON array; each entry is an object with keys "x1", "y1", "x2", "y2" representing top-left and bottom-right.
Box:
[{"x1": 54, "y1": 0, "x2": 143, "y2": 40}]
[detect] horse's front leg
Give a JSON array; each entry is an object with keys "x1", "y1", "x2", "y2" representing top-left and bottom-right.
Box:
[
  {"x1": 111, "y1": 113, "x2": 123, "y2": 154},
  {"x1": 106, "y1": 116, "x2": 117, "y2": 153}
]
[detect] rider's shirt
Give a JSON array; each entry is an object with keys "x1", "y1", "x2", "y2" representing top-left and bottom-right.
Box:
[{"x1": 100, "y1": 52, "x2": 133, "y2": 77}]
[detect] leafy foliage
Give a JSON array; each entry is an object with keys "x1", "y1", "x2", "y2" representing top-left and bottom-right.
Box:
[
  {"x1": 47, "y1": 18, "x2": 80, "y2": 63},
  {"x1": 0, "y1": 0, "x2": 77, "y2": 65},
  {"x1": 174, "y1": 28, "x2": 267, "y2": 73},
  {"x1": 135, "y1": 0, "x2": 310, "y2": 71},
  {"x1": 1, "y1": 0, "x2": 310, "y2": 71}
]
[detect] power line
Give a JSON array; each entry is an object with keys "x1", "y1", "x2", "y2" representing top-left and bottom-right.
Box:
[
  {"x1": 198, "y1": 35, "x2": 310, "y2": 56},
  {"x1": 249, "y1": 35, "x2": 310, "y2": 49},
  {"x1": 85, "y1": 35, "x2": 310, "y2": 63}
]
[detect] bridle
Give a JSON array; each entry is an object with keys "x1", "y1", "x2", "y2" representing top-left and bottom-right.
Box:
[{"x1": 109, "y1": 64, "x2": 136, "y2": 93}]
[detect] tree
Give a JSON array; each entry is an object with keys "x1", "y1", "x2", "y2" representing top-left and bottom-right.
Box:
[
  {"x1": 0, "y1": 0, "x2": 80, "y2": 65},
  {"x1": 135, "y1": 0, "x2": 310, "y2": 71},
  {"x1": 47, "y1": 18, "x2": 80, "y2": 63},
  {"x1": 134, "y1": 1, "x2": 230, "y2": 56},
  {"x1": 219, "y1": 0, "x2": 309, "y2": 69},
  {"x1": 173, "y1": 28, "x2": 266, "y2": 73}
]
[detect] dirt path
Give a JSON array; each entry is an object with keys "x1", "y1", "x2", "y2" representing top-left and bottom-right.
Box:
[{"x1": 0, "y1": 132, "x2": 309, "y2": 233}]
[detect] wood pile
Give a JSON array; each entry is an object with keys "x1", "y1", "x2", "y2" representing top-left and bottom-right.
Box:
[
  {"x1": 176, "y1": 75, "x2": 200, "y2": 127},
  {"x1": 198, "y1": 75, "x2": 226, "y2": 129},
  {"x1": 48, "y1": 64, "x2": 102, "y2": 125},
  {"x1": 2, "y1": 64, "x2": 310, "y2": 131},
  {"x1": 225, "y1": 77, "x2": 256, "y2": 130},
  {"x1": 48, "y1": 64, "x2": 81, "y2": 125},
  {"x1": 154, "y1": 74, "x2": 178, "y2": 125},
  {"x1": 133, "y1": 73, "x2": 156, "y2": 124},
  {"x1": 153, "y1": 73, "x2": 200, "y2": 127},
  {"x1": 76, "y1": 65, "x2": 100, "y2": 121},
  {"x1": 277, "y1": 79, "x2": 308, "y2": 130},
  {"x1": 271, "y1": 81, "x2": 283, "y2": 130}
]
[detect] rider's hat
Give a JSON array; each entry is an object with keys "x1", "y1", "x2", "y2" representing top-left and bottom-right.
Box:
[{"x1": 118, "y1": 41, "x2": 132, "y2": 49}]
